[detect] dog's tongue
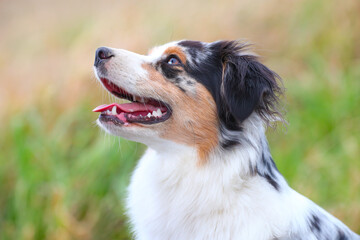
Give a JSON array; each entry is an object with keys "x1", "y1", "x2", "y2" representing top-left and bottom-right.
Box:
[{"x1": 93, "y1": 102, "x2": 167, "y2": 113}]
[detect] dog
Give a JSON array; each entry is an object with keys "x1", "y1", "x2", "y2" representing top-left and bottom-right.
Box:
[{"x1": 93, "y1": 40, "x2": 359, "y2": 240}]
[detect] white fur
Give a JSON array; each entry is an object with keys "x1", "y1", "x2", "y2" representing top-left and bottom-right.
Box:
[
  {"x1": 128, "y1": 147, "x2": 356, "y2": 239},
  {"x1": 126, "y1": 139, "x2": 298, "y2": 239},
  {"x1": 126, "y1": 117, "x2": 357, "y2": 239}
]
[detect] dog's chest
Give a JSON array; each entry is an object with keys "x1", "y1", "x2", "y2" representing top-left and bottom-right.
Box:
[{"x1": 126, "y1": 149, "x2": 291, "y2": 240}]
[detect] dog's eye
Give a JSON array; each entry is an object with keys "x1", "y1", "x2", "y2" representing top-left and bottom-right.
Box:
[{"x1": 167, "y1": 57, "x2": 181, "y2": 65}]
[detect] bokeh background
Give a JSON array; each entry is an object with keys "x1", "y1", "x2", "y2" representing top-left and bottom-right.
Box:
[{"x1": 0, "y1": 0, "x2": 359, "y2": 239}]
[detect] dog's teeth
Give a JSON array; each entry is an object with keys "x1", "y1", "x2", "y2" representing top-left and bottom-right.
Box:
[
  {"x1": 147, "y1": 113, "x2": 152, "y2": 118},
  {"x1": 133, "y1": 95, "x2": 136, "y2": 102},
  {"x1": 156, "y1": 109, "x2": 162, "y2": 117},
  {"x1": 152, "y1": 110, "x2": 158, "y2": 117},
  {"x1": 112, "y1": 106, "x2": 117, "y2": 115}
]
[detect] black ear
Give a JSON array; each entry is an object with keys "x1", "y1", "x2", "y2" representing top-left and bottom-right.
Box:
[{"x1": 221, "y1": 42, "x2": 283, "y2": 124}]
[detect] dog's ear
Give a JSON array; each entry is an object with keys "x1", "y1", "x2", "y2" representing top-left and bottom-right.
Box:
[{"x1": 220, "y1": 41, "x2": 283, "y2": 124}]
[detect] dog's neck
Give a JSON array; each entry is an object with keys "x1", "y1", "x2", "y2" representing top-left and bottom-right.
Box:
[{"x1": 145, "y1": 114, "x2": 286, "y2": 191}]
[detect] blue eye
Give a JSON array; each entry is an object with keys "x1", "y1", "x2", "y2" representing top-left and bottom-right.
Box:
[{"x1": 167, "y1": 57, "x2": 180, "y2": 65}]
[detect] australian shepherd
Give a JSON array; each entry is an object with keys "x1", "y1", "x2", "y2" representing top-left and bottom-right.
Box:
[{"x1": 92, "y1": 40, "x2": 359, "y2": 240}]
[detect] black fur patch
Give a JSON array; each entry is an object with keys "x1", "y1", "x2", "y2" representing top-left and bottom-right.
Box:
[
  {"x1": 220, "y1": 139, "x2": 240, "y2": 149},
  {"x1": 179, "y1": 40, "x2": 203, "y2": 60},
  {"x1": 179, "y1": 40, "x2": 283, "y2": 148},
  {"x1": 309, "y1": 214, "x2": 322, "y2": 233},
  {"x1": 220, "y1": 42, "x2": 283, "y2": 124},
  {"x1": 337, "y1": 229, "x2": 349, "y2": 240},
  {"x1": 263, "y1": 173, "x2": 280, "y2": 191},
  {"x1": 256, "y1": 153, "x2": 280, "y2": 190},
  {"x1": 175, "y1": 77, "x2": 182, "y2": 84},
  {"x1": 160, "y1": 63, "x2": 182, "y2": 79},
  {"x1": 186, "y1": 80, "x2": 194, "y2": 86}
]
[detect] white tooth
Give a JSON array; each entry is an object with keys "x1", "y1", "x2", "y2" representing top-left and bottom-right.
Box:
[
  {"x1": 112, "y1": 106, "x2": 117, "y2": 115},
  {"x1": 107, "y1": 110, "x2": 111, "y2": 114},
  {"x1": 156, "y1": 108, "x2": 162, "y2": 116},
  {"x1": 129, "y1": 109, "x2": 134, "y2": 112},
  {"x1": 133, "y1": 95, "x2": 136, "y2": 102},
  {"x1": 147, "y1": 113, "x2": 152, "y2": 118},
  {"x1": 152, "y1": 110, "x2": 158, "y2": 117}
]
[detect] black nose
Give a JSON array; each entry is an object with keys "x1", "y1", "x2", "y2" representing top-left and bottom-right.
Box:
[{"x1": 94, "y1": 47, "x2": 114, "y2": 67}]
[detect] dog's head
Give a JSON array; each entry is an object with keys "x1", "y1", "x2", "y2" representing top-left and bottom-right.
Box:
[{"x1": 93, "y1": 40, "x2": 283, "y2": 161}]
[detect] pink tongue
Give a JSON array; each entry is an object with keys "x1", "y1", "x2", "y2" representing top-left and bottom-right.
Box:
[
  {"x1": 93, "y1": 102, "x2": 167, "y2": 113},
  {"x1": 93, "y1": 104, "x2": 113, "y2": 112}
]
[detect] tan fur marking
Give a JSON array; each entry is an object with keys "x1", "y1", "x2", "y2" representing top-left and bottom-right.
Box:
[
  {"x1": 142, "y1": 63, "x2": 218, "y2": 164},
  {"x1": 163, "y1": 46, "x2": 187, "y2": 64}
]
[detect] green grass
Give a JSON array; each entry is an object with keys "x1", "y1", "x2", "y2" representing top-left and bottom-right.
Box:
[
  {"x1": 0, "y1": 103, "x2": 144, "y2": 239},
  {"x1": 270, "y1": 59, "x2": 360, "y2": 212}
]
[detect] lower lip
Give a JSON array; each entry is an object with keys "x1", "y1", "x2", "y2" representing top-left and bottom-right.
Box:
[
  {"x1": 99, "y1": 109, "x2": 172, "y2": 126},
  {"x1": 99, "y1": 114, "x2": 126, "y2": 125}
]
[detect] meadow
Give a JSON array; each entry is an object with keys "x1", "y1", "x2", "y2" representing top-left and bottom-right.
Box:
[{"x1": 0, "y1": 0, "x2": 359, "y2": 239}]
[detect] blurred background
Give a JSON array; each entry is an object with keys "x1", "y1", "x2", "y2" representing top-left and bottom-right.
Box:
[{"x1": 0, "y1": 0, "x2": 359, "y2": 239}]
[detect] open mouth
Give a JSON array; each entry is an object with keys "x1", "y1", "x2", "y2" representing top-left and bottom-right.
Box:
[{"x1": 93, "y1": 78, "x2": 172, "y2": 125}]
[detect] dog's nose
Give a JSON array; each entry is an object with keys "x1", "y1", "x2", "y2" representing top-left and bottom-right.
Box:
[{"x1": 94, "y1": 47, "x2": 114, "y2": 67}]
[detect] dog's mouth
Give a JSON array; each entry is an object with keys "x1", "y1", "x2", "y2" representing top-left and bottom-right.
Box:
[{"x1": 93, "y1": 78, "x2": 172, "y2": 126}]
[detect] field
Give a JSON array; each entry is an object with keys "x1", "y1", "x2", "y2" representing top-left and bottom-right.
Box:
[{"x1": 0, "y1": 0, "x2": 359, "y2": 239}]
